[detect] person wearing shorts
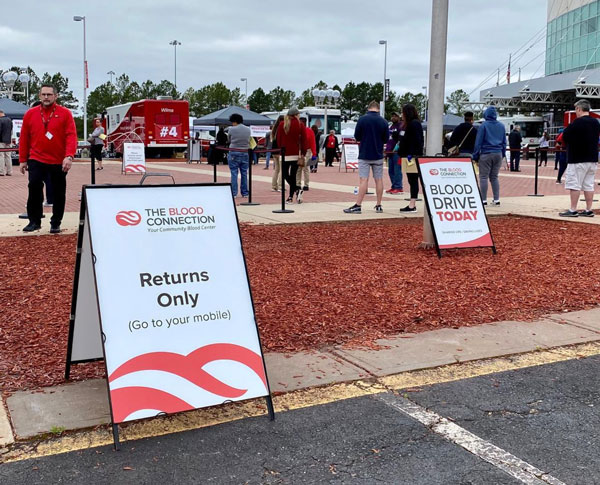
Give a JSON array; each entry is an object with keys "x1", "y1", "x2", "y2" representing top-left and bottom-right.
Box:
[
  {"x1": 559, "y1": 99, "x2": 600, "y2": 217},
  {"x1": 344, "y1": 100, "x2": 389, "y2": 214}
]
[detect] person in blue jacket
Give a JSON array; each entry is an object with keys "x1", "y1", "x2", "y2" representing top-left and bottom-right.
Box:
[{"x1": 473, "y1": 106, "x2": 506, "y2": 205}]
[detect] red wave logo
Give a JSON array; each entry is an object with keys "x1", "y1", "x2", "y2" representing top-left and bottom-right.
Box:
[
  {"x1": 429, "y1": 169, "x2": 439, "y2": 176},
  {"x1": 108, "y1": 343, "x2": 268, "y2": 423},
  {"x1": 125, "y1": 164, "x2": 146, "y2": 173},
  {"x1": 116, "y1": 211, "x2": 142, "y2": 226}
]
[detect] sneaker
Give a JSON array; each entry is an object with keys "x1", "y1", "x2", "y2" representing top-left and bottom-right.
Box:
[
  {"x1": 400, "y1": 206, "x2": 417, "y2": 212},
  {"x1": 343, "y1": 204, "x2": 362, "y2": 214},
  {"x1": 50, "y1": 223, "x2": 61, "y2": 234},
  {"x1": 286, "y1": 197, "x2": 293, "y2": 204},
  {"x1": 482, "y1": 201, "x2": 487, "y2": 206},
  {"x1": 579, "y1": 210, "x2": 595, "y2": 217},
  {"x1": 374, "y1": 205, "x2": 383, "y2": 213},
  {"x1": 492, "y1": 200, "x2": 501, "y2": 206},
  {"x1": 302, "y1": 186, "x2": 309, "y2": 191},
  {"x1": 43, "y1": 201, "x2": 53, "y2": 207},
  {"x1": 272, "y1": 188, "x2": 280, "y2": 192},
  {"x1": 559, "y1": 209, "x2": 579, "y2": 217},
  {"x1": 296, "y1": 189, "x2": 303, "y2": 204},
  {"x1": 385, "y1": 188, "x2": 395, "y2": 194},
  {"x1": 555, "y1": 181, "x2": 562, "y2": 184},
  {"x1": 23, "y1": 222, "x2": 41, "y2": 232}
]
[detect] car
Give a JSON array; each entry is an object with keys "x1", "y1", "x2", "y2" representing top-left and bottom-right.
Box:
[{"x1": 74, "y1": 141, "x2": 90, "y2": 158}]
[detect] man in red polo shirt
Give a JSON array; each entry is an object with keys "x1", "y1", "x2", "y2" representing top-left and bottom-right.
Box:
[{"x1": 19, "y1": 84, "x2": 77, "y2": 233}]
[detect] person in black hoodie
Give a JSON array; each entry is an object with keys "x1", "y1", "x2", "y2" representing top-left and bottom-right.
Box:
[{"x1": 397, "y1": 104, "x2": 424, "y2": 212}]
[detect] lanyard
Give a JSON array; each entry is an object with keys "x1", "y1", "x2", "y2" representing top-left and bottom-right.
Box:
[{"x1": 40, "y1": 105, "x2": 57, "y2": 132}]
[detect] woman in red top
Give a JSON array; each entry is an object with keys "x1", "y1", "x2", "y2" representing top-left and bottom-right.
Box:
[{"x1": 276, "y1": 107, "x2": 305, "y2": 203}]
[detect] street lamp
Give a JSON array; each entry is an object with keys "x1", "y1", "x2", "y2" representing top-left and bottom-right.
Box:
[
  {"x1": 240, "y1": 77, "x2": 248, "y2": 108},
  {"x1": 422, "y1": 85, "x2": 428, "y2": 122},
  {"x1": 73, "y1": 15, "x2": 88, "y2": 144},
  {"x1": 1, "y1": 71, "x2": 18, "y2": 99},
  {"x1": 18, "y1": 73, "x2": 30, "y2": 103},
  {"x1": 107, "y1": 70, "x2": 115, "y2": 84},
  {"x1": 379, "y1": 40, "x2": 387, "y2": 117},
  {"x1": 312, "y1": 88, "x2": 340, "y2": 134},
  {"x1": 169, "y1": 40, "x2": 181, "y2": 91}
]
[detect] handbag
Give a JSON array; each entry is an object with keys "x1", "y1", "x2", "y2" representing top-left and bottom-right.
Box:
[
  {"x1": 297, "y1": 155, "x2": 306, "y2": 167},
  {"x1": 448, "y1": 126, "x2": 474, "y2": 156}
]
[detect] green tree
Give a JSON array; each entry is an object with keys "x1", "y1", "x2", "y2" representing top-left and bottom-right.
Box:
[
  {"x1": 446, "y1": 89, "x2": 469, "y2": 116},
  {"x1": 87, "y1": 82, "x2": 119, "y2": 117},
  {"x1": 269, "y1": 86, "x2": 296, "y2": 111},
  {"x1": 397, "y1": 92, "x2": 428, "y2": 120},
  {"x1": 248, "y1": 87, "x2": 272, "y2": 113}
]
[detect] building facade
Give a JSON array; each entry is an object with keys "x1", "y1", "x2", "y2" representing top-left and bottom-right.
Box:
[{"x1": 546, "y1": 0, "x2": 600, "y2": 75}]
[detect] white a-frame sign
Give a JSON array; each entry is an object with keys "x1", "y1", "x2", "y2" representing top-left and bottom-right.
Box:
[{"x1": 66, "y1": 183, "x2": 274, "y2": 449}]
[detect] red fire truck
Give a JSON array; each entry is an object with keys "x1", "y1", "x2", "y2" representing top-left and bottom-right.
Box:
[
  {"x1": 105, "y1": 98, "x2": 190, "y2": 158},
  {"x1": 563, "y1": 109, "x2": 600, "y2": 125}
]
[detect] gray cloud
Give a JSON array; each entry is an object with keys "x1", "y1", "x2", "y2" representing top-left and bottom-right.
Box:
[{"x1": 1, "y1": 0, "x2": 547, "y2": 107}]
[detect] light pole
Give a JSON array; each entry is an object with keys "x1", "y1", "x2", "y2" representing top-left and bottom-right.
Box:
[
  {"x1": 1, "y1": 71, "x2": 18, "y2": 99},
  {"x1": 73, "y1": 15, "x2": 88, "y2": 144},
  {"x1": 107, "y1": 70, "x2": 115, "y2": 84},
  {"x1": 312, "y1": 88, "x2": 340, "y2": 135},
  {"x1": 240, "y1": 77, "x2": 248, "y2": 108},
  {"x1": 169, "y1": 40, "x2": 181, "y2": 91},
  {"x1": 379, "y1": 40, "x2": 387, "y2": 117},
  {"x1": 422, "y1": 85, "x2": 428, "y2": 122},
  {"x1": 19, "y1": 73, "x2": 30, "y2": 103}
]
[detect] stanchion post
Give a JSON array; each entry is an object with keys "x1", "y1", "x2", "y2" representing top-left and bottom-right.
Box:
[
  {"x1": 240, "y1": 148, "x2": 259, "y2": 206},
  {"x1": 273, "y1": 147, "x2": 294, "y2": 214},
  {"x1": 213, "y1": 146, "x2": 219, "y2": 184},
  {"x1": 91, "y1": 147, "x2": 96, "y2": 185},
  {"x1": 528, "y1": 147, "x2": 544, "y2": 197}
]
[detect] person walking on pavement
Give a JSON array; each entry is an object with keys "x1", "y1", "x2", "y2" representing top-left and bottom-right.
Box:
[
  {"x1": 343, "y1": 101, "x2": 389, "y2": 214},
  {"x1": 271, "y1": 115, "x2": 283, "y2": 191},
  {"x1": 559, "y1": 99, "x2": 600, "y2": 217},
  {"x1": 226, "y1": 113, "x2": 251, "y2": 198},
  {"x1": 555, "y1": 128, "x2": 567, "y2": 184},
  {"x1": 538, "y1": 131, "x2": 550, "y2": 167},
  {"x1": 385, "y1": 111, "x2": 403, "y2": 194},
  {"x1": 277, "y1": 107, "x2": 305, "y2": 203},
  {"x1": 449, "y1": 111, "x2": 478, "y2": 159},
  {"x1": 324, "y1": 130, "x2": 339, "y2": 167},
  {"x1": 508, "y1": 125, "x2": 522, "y2": 172},
  {"x1": 19, "y1": 84, "x2": 76, "y2": 233},
  {"x1": 310, "y1": 124, "x2": 320, "y2": 173},
  {"x1": 473, "y1": 106, "x2": 506, "y2": 206},
  {"x1": 90, "y1": 118, "x2": 105, "y2": 170},
  {"x1": 0, "y1": 110, "x2": 13, "y2": 176},
  {"x1": 398, "y1": 103, "x2": 424, "y2": 212},
  {"x1": 297, "y1": 116, "x2": 315, "y2": 191}
]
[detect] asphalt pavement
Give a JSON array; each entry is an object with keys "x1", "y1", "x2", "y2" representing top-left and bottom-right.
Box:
[{"x1": 2, "y1": 355, "x2": 598, "y2": 484}]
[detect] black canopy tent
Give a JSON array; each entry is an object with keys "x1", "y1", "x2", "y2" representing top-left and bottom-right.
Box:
[
  {"x1": 193, "y1": 106, "x2": 272, "y2": 127},
  {"x1": 422, "y1": 113, "x2": 465, "y2": 131},
  {"x1": 0, "y1": 98, "x2": 28, "y2": 119}
]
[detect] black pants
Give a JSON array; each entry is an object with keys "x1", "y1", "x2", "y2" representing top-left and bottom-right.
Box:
[
  {"x1": 283, "y1": 160, "x2": 298, "y2": 199},
  {"x1": 91, "y1": 144, "x2": 103, "y2": 163},
  {"x1": 325, "y1": 148, "x2": 336, "y2": 167},
  {"x1": 510, "y1": 151, "x2": 520, "y2": 171},
  {"x1": 538, "y1": 148, "x2": 548, "y2": 166},
  {"x1": 27, "y1": 160, "x2": 67, "y2": 225},
  {"x1": 557, "y1": 154, "x2": 568, "y2": 183},
  {"x1": 407, "y1": 172, "x2": 420, "y2": 199}
]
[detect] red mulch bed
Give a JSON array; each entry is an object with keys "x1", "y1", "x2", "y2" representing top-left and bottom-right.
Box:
[{"x1": 2, "y1": 215, "x2": 600, "y2": 393}]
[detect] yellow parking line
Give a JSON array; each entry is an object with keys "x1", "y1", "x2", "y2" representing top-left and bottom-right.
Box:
[{"x1": 3, "y1": 341, "x2": 600, "y2": 464}]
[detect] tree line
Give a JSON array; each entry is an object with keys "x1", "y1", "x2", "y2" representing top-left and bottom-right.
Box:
[{"x1": 2, "y1": 67, "x2": 474, "y2": 132}]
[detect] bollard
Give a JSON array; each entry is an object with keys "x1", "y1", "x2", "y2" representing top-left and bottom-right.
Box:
[
  {"x1": 528, "y1": 147, "x2": 544, "y2": 197},
  {"x1": 273, "y1": 147, "x2": 294, "y2": 214}
]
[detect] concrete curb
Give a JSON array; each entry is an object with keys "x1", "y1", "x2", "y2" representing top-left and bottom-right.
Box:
[{"x1": 3, "y1": 309, "x2": 600, "y2": 441}]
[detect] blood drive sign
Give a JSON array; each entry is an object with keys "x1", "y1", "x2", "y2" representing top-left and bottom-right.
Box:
[
  {"x1": 418, "y1": 158, "x2": 495, "y2": 254},
  {"x1": 78, "y1": 184, "x2": 271, "y2": 426}
]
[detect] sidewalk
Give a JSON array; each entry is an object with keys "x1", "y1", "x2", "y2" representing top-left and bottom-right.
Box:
[
  {"x1": 2, "y1": 308, "x2": 600, "y2": 446},
  {"x1": 2, "y1": 158, "x2": 600, "y2": 449}
]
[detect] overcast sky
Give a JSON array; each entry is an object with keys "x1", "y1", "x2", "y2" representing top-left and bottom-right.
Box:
[{"x1": 1, "y1": 1, "x2": 548, "y2": 108}]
